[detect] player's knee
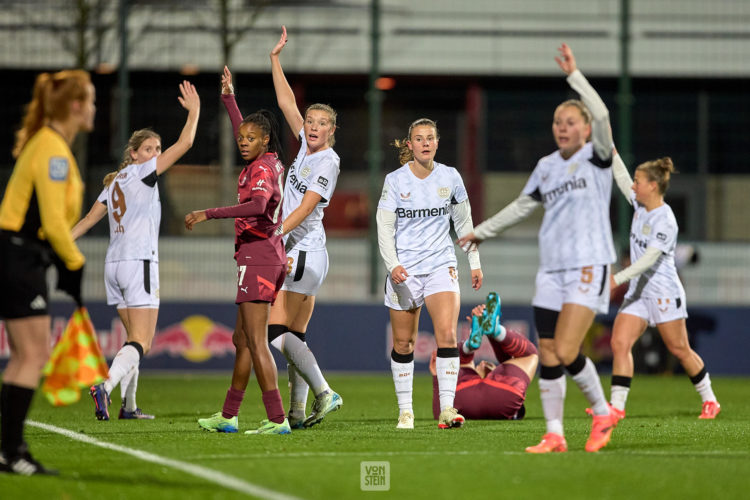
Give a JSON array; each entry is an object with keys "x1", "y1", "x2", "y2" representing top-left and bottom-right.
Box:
[
  {"x1": 554, "y1": 345, "x2": 579, "y2": 366},
  {"x1": 665, "y1": 340, "x2": 691, "y2": 360},
  {"x1": 392, "y1": 339, "x2": 414, "y2": 355},
  {"x1": 610, "y1": 333, "x2": 633, "y2": 356},
  {"x1": 232, "y1": 328, "x2": 246, "y2": 349}
]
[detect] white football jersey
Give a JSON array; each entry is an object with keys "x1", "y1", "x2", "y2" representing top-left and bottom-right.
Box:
[
  {"x1": 283, "y1": 128, "x2": 340, "y2": 251},
  {"x1": 378, "y1": 162, "x2": 468, "y2": 275},
  {"x1": 523, "y1": 142, "x2": 616, "y2": 271},
  {"x1": 97, "y1": 157, "x2": 160, "y2": 263},
  {"x1": 624, "y1": 193, "x2": 684, "y2": 299}
]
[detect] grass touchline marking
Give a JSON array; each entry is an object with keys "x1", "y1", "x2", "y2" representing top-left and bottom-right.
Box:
[{"x1": 27, "y1": 420, "x2": 304, "y2": 500}]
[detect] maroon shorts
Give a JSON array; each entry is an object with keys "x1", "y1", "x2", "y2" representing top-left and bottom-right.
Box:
[{"x1": 235, "y1": 264, "x2": 285, "y2": 304}]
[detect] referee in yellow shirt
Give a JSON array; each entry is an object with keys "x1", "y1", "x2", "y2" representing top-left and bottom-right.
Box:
[{"x1": 0, "y1": 69, "x2": 95, "y2": 475}]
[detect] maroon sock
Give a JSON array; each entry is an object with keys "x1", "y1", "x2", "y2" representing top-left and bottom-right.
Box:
[
  {"x1": 458, "y1": 341, "x2": 475, "y2": 365},
  {"x1": 221, "y1": 387, "x2": 245, "y2": 419},
  {"x1": 489, "y1": 329, "x2": 538, "y2": 361},
  {"x1": 261, "y1": 389, "x2": 286, "y2": 424}
]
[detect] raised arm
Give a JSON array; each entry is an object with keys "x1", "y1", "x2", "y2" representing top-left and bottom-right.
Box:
[
  {"x1": 270, "y1": 26, "x2": 304, "y2": 136},
  {"x1": 556, "y1": 43, "x2": 613, "y2": 162},
  {"x1": 220, "y1": 66, "x2": 244, "y2": 136},
  {"x1": 156, "y1": 81, "x2": 201, "y2": 175},
  {"x1": 71, "y1": 201, "x2": 107, "y2": 240},
  {"x1": 612, "y1": 152, "x2": 634, "y2": 203},
  {"x1": 456, "y1": 194, "x2": 540, "y2": 248}
]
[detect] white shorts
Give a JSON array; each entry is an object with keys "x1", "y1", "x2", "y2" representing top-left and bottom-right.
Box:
[
  {"x1": 281, "y1": 248, "x2": 328, "y2": 296},
  {"x1": 532, "y1": 265, "x2": 610, "y2": 314},
  {"x1": 104, "y1": 260, "x2": 160, "y2": 309},
  {"x1": 619, "y1": 293, "x2": 688, "y2": 327},
  {"x1": 384, "y1": 266, "x2": 460, "y2": 311}
]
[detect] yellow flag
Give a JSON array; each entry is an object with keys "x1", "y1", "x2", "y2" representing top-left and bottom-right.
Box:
[{"x1": 42, "y1": 307, "x2": 109, "y2": 406}]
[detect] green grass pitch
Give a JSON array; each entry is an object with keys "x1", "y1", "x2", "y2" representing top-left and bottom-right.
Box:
[{"x1": 3, "y1": 373, "x2": 749, "y2": 499}]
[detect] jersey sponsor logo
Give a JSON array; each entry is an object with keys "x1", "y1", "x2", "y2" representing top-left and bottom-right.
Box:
[
  {"x1": 656, "y1": 232, "x2": 667, "y2": 241},
  {"x1": 541, "y1": 177, "x2": 587, "y2": 204},
  {"x1": 300, "y1": 166, "x2": 312, "y2": 178},
  {"x1": 437, "y1": 187, "x2": 450, "y2": 198},
  {"x1": 48, "y1": 157, "x2": 69, "y2": 181},
  {"x1": 288, "y1": 173, "x2": 307, "y2": 194},
  {"x1": 395, "y1": 205, "x2": 449, "y2": 219},
  {"x1": 316, "y1": 176, "x2": 329, "y2": 188}
]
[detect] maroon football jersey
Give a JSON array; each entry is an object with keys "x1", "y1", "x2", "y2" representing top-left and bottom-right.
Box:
[
  {"x1": 235, "y1": 152, "x2": 284, "y2": 266},
  {"x1": 206, "y1": 152, "x2": 285, "y2": 266}
]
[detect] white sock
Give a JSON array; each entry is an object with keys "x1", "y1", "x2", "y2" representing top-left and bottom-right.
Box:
[
  {"x1": 693, "y1": 372, "x2": 717, "y2": 403},
  {"x1": 539, "y1": 376, "x2": 566, "y2": 436},
  {"x1": 104, "y1": 345, "x2": 140, "y2": 395},
  {"x1": 287, "y1": 363, "x2": 308, "y2": 418},
  {"x1": 610, "y1": 385, "x2": 630, "y2": 411},
  {"x1": 491, "y1": 324, "x2": 507, "y2": 342},
  {"x1": 272, "y1": 333, "x2": 329, "y2": 396},
  {"x1": 570, "y1": 357, "x2": 609, "y2": 416},
  {"x1": 391, "y1": 358, "x2": 413, "y2": 414},
  {"x1": 123, "y1": 366, "x2": 139, "y2": 411},
  {"x1": 120, "y1": 366, "x2": 134, "y2": 401},
  {"x1": 435, "y1": 355, "x2": 459, "y2": 411}
]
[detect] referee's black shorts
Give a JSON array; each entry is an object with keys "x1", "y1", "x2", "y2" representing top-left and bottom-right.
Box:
[{"x1": 0, "y1": 230, "x2": 51, "y2": 319}]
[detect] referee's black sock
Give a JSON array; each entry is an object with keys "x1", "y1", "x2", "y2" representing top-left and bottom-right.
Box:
[{"x1": 0, "y1": 383, "x2": 35, "y2": 458}]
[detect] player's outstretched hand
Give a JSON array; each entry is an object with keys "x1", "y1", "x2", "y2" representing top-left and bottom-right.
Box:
[
  {"x1": 270, "y1": 26, "x2": 288, "y2": 57},
  {"x1": 456, "y1": 232, "x2": 481, "y2": 252},
  {"x1": 471, "y1": 268, "x2": 483, "y2": 290},
  {"x1": 466, "y1": 304, "x2": 486, "y2": 322},
  {"x1": 555, "y1": 43, "x2": 577, "y2": 75},
  {"x1": 184, "y1": 210, "x2": 208, "y2": 230},
  {"x1": 221, "y1": 66, "x2": 234, "y2": 95},
  {"x1": 178, "y1": 81, "x2": 200, "y2": 112}
]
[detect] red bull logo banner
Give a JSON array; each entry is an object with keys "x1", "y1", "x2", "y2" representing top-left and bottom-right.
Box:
[
  {"x1": 149, "y1": 315, "x2": 235, "y2": 362},
  {"x1": 0, "y1": 304, "x2": 238, "y2": 371}
]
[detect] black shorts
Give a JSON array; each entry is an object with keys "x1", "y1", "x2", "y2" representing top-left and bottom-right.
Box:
[{"x1": 0, "y1": 231, "x2": 51, "y2": 319}]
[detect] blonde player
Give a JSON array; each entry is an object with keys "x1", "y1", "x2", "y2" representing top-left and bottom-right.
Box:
[
  {"x1": 603, "y1": 156, "x2": 720, "y2": 420},
  {"x1": 458, "y1": 43, "x2": 617, "y2": 452},
  {"x1": 377, "y1": 117, "x2": 482, "y2": 430},
  {"x1": 71, "y1": 81, "x2": 200, "y2": 421},
  {"x1": 268, "y1": 27, "x2": 343, "y2": 427}
]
